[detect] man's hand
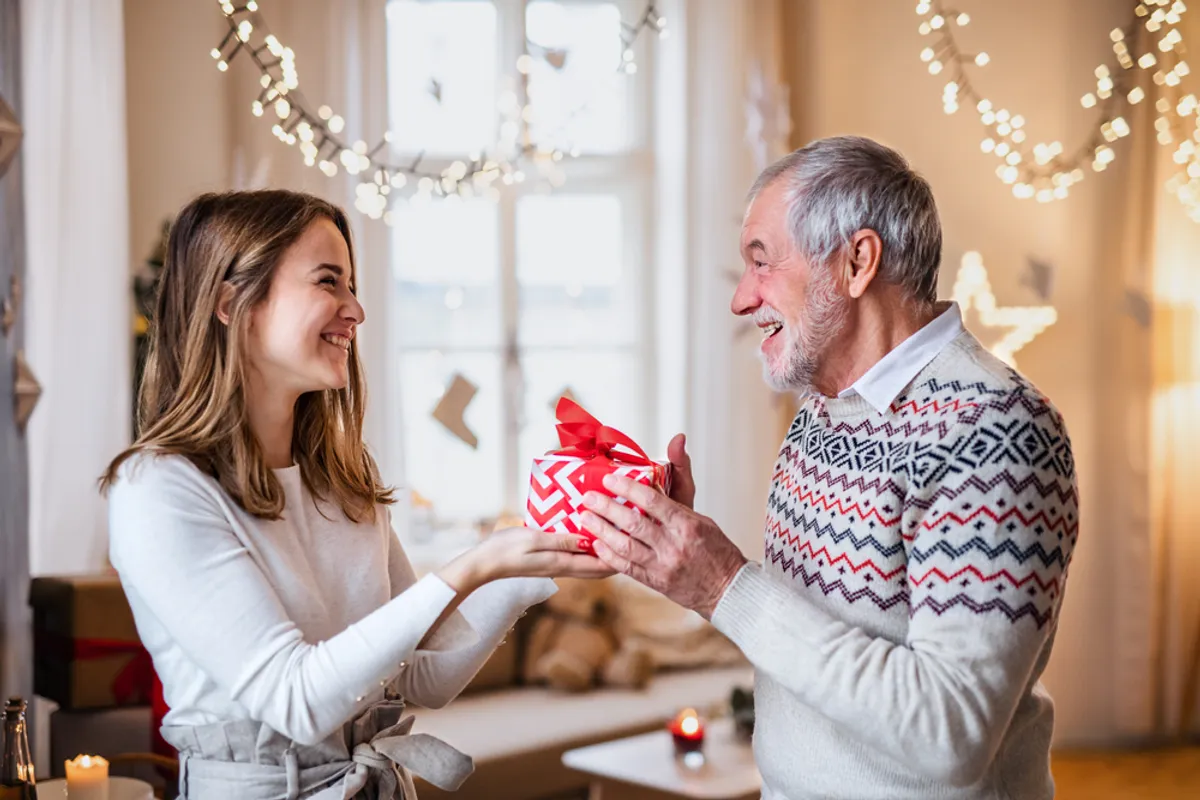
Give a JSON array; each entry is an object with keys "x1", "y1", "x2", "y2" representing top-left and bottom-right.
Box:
[
  {"x1": 666, "y1": 433, "x2": 696, "y2": 509},
  {"x1": 580, "y1": 473, "x2": 747, "y2": 619}
]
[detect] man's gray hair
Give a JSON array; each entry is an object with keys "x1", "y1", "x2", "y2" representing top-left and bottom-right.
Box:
[{"x1": 749, "y1": 136, "x2": 942, "y2": 310}]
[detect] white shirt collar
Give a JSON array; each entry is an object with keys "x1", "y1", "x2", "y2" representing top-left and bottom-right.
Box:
[{"x1": 837, "y1": 302, "x2": 964, "y2": 414}]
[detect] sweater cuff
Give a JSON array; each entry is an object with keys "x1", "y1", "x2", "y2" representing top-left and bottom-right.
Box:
[{"x1": 710, "y1": 562, "x2": 769, "y2": 646}]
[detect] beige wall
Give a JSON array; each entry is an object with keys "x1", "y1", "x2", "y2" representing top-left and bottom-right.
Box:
[
  {"x1": 784, "y1": 0, "x2": 1133, "y2": 745},
  {"x1": 124, "y1": 0, "x2": 231, "y2": 266}
]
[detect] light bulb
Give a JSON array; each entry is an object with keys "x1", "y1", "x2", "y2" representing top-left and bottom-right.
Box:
[
  {"x1": 1081, "y1": 93, "x2": 1097, "y2": 108},
  {"x1": 975, "y1": 52, "x2": 990, "y2": 66},
  {"x1": 956, "y1": 13, "x2": 970, "y2": 25},
  {"x1": 920, "y1": 47, "x2": 935, "y2": 62}
]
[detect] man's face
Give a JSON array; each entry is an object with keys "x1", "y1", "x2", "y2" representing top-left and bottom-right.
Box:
[{"x1": 732, "y1": 180, "x2": 848, "y2": 393}]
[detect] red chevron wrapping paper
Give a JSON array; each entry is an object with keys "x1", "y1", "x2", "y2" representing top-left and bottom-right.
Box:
[{"x1": 525, "y1": 398, "x2": 669, "y2": 537}]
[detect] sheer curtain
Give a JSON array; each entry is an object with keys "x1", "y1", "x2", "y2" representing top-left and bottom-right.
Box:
[
  {"x1": 22, "y1": 0, "x2": 131, "y2": 575},
  {"x1": 1143, "y1": 4, "x2": 1200, "y2": 732},
  {"x1": 653, "y1": 0, "x2": 783, "y2": 554},
  {"x1": 1099, "y1": 9, "x2": 1200, "y2": 739}
]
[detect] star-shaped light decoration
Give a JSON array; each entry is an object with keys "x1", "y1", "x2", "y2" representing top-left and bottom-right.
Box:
[{"x1": 952, "y1": 251, "x2": 1057, "y2": 368}]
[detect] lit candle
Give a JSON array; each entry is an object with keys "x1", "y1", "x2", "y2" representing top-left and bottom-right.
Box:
[
  {"x1": 65, "y1": 754, "x2": 109, "y2": 800},
  {"x1": 667, "y1": 707, "x2": 705, "y2": 756}
]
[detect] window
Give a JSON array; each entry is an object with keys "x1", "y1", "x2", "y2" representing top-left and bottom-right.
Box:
[{"x1": 385, "y1": 0, "x2": 655, "y2": 539}]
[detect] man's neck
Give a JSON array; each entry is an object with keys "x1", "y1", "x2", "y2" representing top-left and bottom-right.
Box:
[{"x1": 813, "y1": 295, "x2": 937, "y2": 398}]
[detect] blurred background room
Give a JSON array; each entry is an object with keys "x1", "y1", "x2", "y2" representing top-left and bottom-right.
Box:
[{"x1": 1, "y1": 0, "x2": 1199, "y2": 798}]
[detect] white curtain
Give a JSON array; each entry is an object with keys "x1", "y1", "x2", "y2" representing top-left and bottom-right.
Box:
[
  {"x1": 21, "y1": 0, "x2": 131, "y2": 575},
  {"x1": 654, "y1": 0, "x2": 782, "y2": 554}
]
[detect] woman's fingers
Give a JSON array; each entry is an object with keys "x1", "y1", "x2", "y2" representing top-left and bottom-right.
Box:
[{"x1": 524, "y1": 529, "x2": 593, "y2": 554}]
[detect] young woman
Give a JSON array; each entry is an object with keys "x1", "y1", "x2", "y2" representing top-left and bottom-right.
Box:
[{"x1": 101, "y1": 190, "x2": 610, "y2": 799}]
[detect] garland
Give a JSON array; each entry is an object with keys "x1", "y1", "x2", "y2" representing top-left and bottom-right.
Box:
[
  {"x1": 917, "y1": 0, "x2": 1196, "y2": 219},
  {"x1": 211, "y1": 0, "x2": 665, "y2": 220}
]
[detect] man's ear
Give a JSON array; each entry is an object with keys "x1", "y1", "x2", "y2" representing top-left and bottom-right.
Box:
[
  {"x1": 843, "y1": 230, "x2": 883, "y2": 299},
  {"x1": 215, "y1": 282, "x2": 234, "y2": 326}
]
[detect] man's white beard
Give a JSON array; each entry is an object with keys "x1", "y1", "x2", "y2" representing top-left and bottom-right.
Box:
[{"x1": 759, "y1": 267, "x2": 849, "y2": 394}]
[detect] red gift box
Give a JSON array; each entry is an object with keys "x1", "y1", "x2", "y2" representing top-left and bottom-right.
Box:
[{"x1": 525, "y1": 398, "x2": 670, "y2": 538}]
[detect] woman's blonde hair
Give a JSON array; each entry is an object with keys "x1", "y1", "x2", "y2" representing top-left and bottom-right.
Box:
[{"x1": 101, "y1": 190, "x2": 393, "y2": 521}]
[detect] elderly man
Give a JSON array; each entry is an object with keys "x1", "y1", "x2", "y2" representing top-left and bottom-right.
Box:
[{"x1": 581, "y1": 135, "x2": 1077, "y2": 799}]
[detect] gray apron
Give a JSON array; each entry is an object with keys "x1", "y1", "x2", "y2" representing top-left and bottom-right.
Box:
[{"x1": 162, "y1": 698, "x2": 474, "y2": 799}]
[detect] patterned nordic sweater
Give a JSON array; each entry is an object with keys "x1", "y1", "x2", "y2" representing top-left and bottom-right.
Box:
[{"x1": 711, "y1": 330, "x2": 1078, "y2": 800}]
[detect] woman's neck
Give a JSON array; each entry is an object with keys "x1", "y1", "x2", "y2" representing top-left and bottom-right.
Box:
[{"x1": 246, "y1": 372, "x2": 299, "y2": 469}]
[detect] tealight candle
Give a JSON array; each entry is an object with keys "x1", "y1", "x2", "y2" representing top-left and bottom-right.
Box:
[
  {"x1": 65, "y1": 754, "x2": 109, "y2": 800},
  {"x1": 667, "y1": 707, "x2": 705, "y2": 757}
]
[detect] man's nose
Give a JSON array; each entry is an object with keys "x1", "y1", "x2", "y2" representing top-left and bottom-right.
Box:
[{"x1": 731, "y1": 268, "x2": 761, "y2": 316}]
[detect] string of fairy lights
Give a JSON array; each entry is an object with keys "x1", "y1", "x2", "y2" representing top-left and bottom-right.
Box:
[
  {"x1": 210, "y1": 0, "x2": 666, "y2": 222},
  {"x1": 917, "y1": 0, "x2": 1198, "y2": 220}
]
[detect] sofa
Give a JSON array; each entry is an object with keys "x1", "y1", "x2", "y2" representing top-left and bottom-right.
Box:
[{"x1": 408, "y1": 574, "x2": 753, "y2": 800}]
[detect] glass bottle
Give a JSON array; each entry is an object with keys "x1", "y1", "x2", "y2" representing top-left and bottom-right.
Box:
[{"x1": 0, "y1": 696, "x2": 37, "y2": 799}]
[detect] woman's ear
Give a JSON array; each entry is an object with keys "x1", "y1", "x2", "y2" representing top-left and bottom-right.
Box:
[{"x1": 215, "y1": 282, "x2": 234, "y2": 326}]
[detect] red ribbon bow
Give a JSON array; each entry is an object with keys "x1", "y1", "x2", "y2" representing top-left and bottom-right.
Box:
[{"x1": 552, "y1": 397, "x2": 654, "y2": 467}]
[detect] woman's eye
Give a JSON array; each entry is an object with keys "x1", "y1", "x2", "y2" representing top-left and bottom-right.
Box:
[{"x1": 319, "y1": 276, "x2": 338, "y2": 287}]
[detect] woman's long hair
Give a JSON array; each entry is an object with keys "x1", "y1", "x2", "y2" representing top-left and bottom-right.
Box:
[{"x1": 101, "y1": 190, "x2": 393, "y2": 521}]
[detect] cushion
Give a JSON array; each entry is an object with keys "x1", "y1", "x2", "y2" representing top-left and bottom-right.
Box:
[{"x1": 608, "y1": 575, "x2": 745, "y2": 670}]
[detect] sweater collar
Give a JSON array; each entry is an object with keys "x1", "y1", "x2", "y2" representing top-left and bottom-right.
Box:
[{"x1": 836, "y1": 302, "x2": 965, "y2": 414}]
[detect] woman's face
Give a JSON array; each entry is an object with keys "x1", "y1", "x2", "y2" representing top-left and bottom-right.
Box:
[{"x1": 246, "y1": 218, "x2": 365, "y2": 395}]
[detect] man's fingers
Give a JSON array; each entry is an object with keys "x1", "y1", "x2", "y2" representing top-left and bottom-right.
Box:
[
  {"x1": 581, "y1": 492, "x2": 661, "y2": 546},
  {"x1": 582, "y1": 510, "x2": 655, "y2": 564},
  {"x1": 591, "y1": 537, "x2": 632, "y2": 576},
  {"x1": 601, "y1": 473, "x2": 681, "y2": 526},
  {"x1": 667, "y1": 433, "x2": 690, "y2": 470}
]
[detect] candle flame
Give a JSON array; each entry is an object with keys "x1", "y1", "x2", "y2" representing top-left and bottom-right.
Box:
[{"x1": 681, "y1": 716, "x2": 700, "y2": 736}]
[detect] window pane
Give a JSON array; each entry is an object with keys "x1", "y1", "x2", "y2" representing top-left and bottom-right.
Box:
[
  {"x1": 518, "y1": 349, "x2": 646, "y2": 505},
  {"x1": 386, "y1": 1, "x2": 497, "y2": 155},
  {"x1": 400, "y1": 350, "x2": 505, "y2": 521},
  {"x1": 516, "y1": 194, "x2": 635, "y2": 347},
  {"x1": 392, "y1": 198, "x2": 501, "y2": 348},
  {"x1": 526, "y1": 1, "x2": 630, "y2": 153}
]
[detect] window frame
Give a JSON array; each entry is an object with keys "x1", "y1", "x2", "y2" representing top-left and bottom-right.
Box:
[{"x1": 384, "y1": 0, "x2": 659, "y2": 531}]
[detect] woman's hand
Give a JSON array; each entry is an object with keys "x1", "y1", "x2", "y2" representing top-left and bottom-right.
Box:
[{"x1": 436, "y1": 528, "x2": 616, "y2": 594}]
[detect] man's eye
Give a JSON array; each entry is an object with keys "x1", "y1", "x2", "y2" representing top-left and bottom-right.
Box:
[{"x1": 754, "y1": 261, "x2": 768, "y2": 270}]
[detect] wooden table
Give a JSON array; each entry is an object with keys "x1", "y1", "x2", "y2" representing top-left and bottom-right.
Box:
[{"x1": 562, "y1": 717, "x2": 761, "y2": 800}]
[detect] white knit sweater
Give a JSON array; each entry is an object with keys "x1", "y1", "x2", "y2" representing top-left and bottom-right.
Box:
[
  {"x1": 108, "y1": 453, "x2": 555, "y2": 747},
  {"x1": 712, "y1": 332, "x2": 1077, "y2": 799}
]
